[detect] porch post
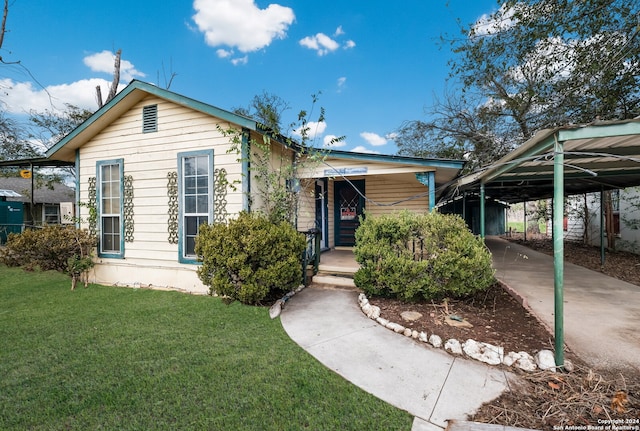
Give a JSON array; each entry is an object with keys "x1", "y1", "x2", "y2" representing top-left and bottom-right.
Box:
[
  {"x1": 553, "y1": 136, "x2": 565, "y2": 368},
  {"x1": 414, "y1": 172, "x2": 435, "y2": 211},
  {"x1": 428, "y1": 171, "x2": 435, "y2": 212},
  {"x1": 462, "y1": 192, "x2": 466, "y2": 220}
]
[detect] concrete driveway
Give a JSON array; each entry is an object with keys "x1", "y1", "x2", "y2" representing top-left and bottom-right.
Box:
[{"x1": 486, "y1": 236, "x2": 640, "y2": 372}]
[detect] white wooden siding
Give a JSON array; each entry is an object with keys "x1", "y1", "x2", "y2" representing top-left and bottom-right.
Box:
[
  {"x1": 363, "y1": 174, "x2": 430, "y2": 217},
  {"x1": 78, "y1": 96, "x2": 245, "y2": 293}
]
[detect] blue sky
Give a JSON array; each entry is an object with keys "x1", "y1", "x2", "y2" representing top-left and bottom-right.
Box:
[{"x1": 1, "y1": 0, "x2": 500, "y2": 155}]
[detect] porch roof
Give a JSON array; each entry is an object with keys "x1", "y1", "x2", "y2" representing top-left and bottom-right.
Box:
[
  {"x1": 442, "y1": 118, "x2": 640, "y2": 203},
  {"x1": 298, "y1": 148, "x2": 465, "y2": 190}
]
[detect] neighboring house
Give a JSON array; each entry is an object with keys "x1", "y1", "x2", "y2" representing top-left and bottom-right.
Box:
[
  {"x1": 547, "y1": 188, "x2": 640, "y2": 253},
  {"x1": 45, "y1": 80, "x2": 464, "y2": 293},
  {"x1": 0, "y1": 177, "x2": 75, "y2": 226}
]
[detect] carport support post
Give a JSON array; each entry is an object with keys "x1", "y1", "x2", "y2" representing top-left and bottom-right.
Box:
[
  {"x1": 480, "y1": 183, "x2": 486, "y2": 239},
  {"x1": 523, "y1": 201, "x2": 527, "y2": 241},
  {"x1": 553, "y1": 137, "x2": 565, "y2": 368}
]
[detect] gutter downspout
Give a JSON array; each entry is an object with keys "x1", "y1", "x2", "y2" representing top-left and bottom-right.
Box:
[
  {"x1": 241, "y1": 128, "x2": 251, "y2": 212},
  {"x1": 480, "y1": 183, "x2": 485, "y2": 239}
]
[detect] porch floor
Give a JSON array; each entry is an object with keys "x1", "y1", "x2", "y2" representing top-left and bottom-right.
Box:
[{"x1": 318, "y1": 248, "x2": 359, "y2": 274}]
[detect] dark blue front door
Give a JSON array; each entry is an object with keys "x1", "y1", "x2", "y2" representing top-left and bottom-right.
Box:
[{"x1": 334, "y1": 180, "x2": 365, "y2": 247}]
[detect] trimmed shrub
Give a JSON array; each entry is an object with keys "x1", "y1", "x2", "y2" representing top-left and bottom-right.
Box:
[
  {"x1": 196, "y1": 212, "x2": 306, "y2": 305},
  {"x1": 354, "y1": 211, "x2": 495, "y2": 301},
  {"x1": 0, "y1": 225, "x2": 96, "y2": 289}
]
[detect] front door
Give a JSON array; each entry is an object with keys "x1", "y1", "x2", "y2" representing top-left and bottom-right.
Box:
[{"x1": 335, "y1": 180, "x2": 365, "y2": 247}]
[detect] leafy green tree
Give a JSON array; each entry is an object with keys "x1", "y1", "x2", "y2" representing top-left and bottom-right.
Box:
[
  {"x1": 0, "y1": 112, "x2": 38, "y2": 164},
  {"x1": 395, "y1": 0, "x2": 640, "y2": 169},
  {"x1": 232, "y1": 91, "x2": 291, "y2": 132},
  {"x1": 225, "y1": 92, "x2": 340, "y2": 224},
  {"x1": 28, "y1": 104, "x2": 93, "y2": 153}
]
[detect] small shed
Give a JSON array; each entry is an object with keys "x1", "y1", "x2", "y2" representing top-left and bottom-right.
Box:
[
  {"x1": 438, "y1": 194, "x2": 508, "y2": 236},
  {"x1": 0, "y1": 189, "x2": 24, "y2": 244},
  {"x1": 0, "y1": 177, "x2": 75, "y2": 226}
]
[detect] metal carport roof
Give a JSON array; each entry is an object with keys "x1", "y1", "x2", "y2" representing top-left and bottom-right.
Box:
[
  {"x1": 442, "y1": 118, "x2": 640, "y2": 203},
  {"x1": 440, "y1": 117, "x2": 640, "y2": 370}
]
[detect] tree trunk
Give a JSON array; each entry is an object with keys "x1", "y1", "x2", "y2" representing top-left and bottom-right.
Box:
[{"x1": 604, "y1": 190, "x2": 616, "y2": 250}]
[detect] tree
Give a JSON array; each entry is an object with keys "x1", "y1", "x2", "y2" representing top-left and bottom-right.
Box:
[
  {"x1": 232, "y1": 91, "x2": 291, "y2": 132},
  {"x1": 395, "y1": 0, "x2": 640, "y2": 167},
  {"x1": 0, "y1": 112, "x2": 38, "y2": 164},
  {"x1": 224, "y1": 92, "x2": 339, "y2": 224},
  {"x1": 28, "y1": 104, "x2": 93, "y2": 153}
]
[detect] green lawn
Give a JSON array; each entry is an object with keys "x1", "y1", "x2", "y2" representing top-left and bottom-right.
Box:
[
  {"x1": 507, "y1": 220, "x2": 547, "y2": 234},
  {"x1": 0, "y1": 265, "x2": 412, "y2": 430}
]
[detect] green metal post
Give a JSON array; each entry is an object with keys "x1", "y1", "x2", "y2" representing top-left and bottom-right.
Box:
[
  {"x1": 523, "y1": 201, "x2": 527, "y2": 241},
  {"x1": 553, "y1": 137, "x2": 565, "y2": 368},
  {"x1": 480, "y1": 183, "x2": 486, "y2": 239}
]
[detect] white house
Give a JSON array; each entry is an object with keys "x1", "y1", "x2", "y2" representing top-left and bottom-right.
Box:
[{"x1": 46, "y1": 80, "x2": 464, "y2": 293}]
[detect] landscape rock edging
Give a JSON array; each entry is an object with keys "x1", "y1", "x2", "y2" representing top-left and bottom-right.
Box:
[{"x1": 357, "y1": 292, "x2": 567, "y2": 373}]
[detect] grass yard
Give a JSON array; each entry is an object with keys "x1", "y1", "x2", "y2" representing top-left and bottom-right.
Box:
[
  {"x1": 0, "y1": 265, "x2": 412, "y2": 430},
  {"x1": 506, "y1": 220, "x2": 547, "y2": 234}
]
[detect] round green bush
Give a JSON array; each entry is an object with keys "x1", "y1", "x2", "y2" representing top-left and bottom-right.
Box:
[
  {"x1": 354, "y1": 210, "x2": 495, "y2": 301},
  {"x1": 195, "y1": 212, "x2": 306, "y2": 305}
]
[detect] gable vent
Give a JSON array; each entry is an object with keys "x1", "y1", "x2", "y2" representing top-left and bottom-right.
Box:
[{"x1": 142, "y1": 104, "x2": 158, "y2": 133}]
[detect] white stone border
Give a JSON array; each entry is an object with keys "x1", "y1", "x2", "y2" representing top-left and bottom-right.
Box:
[{"x1": 358, "y1": 293, "x2": 572, "y2": 373}]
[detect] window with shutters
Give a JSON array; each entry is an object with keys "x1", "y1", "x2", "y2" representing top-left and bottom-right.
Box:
[{"x1": 142, "y1": 104, "x2": 158, "y2": 133}]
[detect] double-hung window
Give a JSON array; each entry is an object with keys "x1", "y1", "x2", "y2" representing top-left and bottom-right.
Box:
[
  {"x1": 178, "y1": 150, "x2": 213, "y2": 263},
  {"x1": 97, "y1": 159, "x2": 124, "y2": 258}
]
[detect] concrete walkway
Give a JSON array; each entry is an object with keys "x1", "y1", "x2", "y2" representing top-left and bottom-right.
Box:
[
  {"x1": 280, "y1": 287, "x2": 515, "y2": 431},
  {"x1": 486, "y1": 236, "x2": 640, "y2": 372}
]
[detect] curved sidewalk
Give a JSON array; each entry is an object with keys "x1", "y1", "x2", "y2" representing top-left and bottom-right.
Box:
[
  {"x1": 280, "y1": 287, "x2": 514, "y2": 431},
  {"x1": 485, "y1": 236, "x2": 640, "y2": 372}
]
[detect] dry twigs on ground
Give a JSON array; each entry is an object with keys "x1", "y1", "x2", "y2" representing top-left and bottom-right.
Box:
[{"x1": 472, "y1": 364, "x2": 640, "y2": 429}]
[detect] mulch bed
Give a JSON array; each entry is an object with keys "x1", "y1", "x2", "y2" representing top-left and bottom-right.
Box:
[
  {"x1": 366, "y1": 236, "x2": 640, "y2": 429},
  {"x1": 371, "y1": 283, "x2": 556, "y2": 355}
]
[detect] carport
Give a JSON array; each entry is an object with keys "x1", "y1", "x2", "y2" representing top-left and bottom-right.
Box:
[{"x1": 441, "y1": 118, "x2": 640, "y2": 367}]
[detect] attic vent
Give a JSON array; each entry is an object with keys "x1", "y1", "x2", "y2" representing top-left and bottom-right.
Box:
[{"x1": 142, "y1": 104, "x2": 158, "y2": 133}]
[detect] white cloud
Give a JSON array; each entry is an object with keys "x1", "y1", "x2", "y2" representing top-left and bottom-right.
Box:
[
  {"x1": 337, "y1": 76, "x2": 347, "y2": 92},
  {"x1": 323, "y1": 134, "x2": 346, "y2": 148},
  {"x1": 83, "y1": 50, "x2": 145, "y2": 82},
  {"x1": 192, "y1": 0, "x2": 295, "y2": 54},
  {"x1": 360, "y1": 132, "x2": 388, "y2": 146},
  {"x1": 0, "y1": 78, "x2": 118, "y2": 115},
  {"x1": 299, "y1": 33, "x2": 340, "y2": 56},
  {"x1": 472, "y1": 4, "x2": 517, "y2": 37},
  {"x1": 351, "y1": 145, "x2": 380, "y2": 154},
  {"x1": 231, "y1": 56, "x2": 249, "y2": 66},
  {"x1": 216, "y1": 48, "x2": 233, "y2": 58},
  {"x1": 292, "y1": 120, "x2": 327, "y2": 139},
  {"x1": 300, "y1": 26, "x2": 355, "y2": 55}
]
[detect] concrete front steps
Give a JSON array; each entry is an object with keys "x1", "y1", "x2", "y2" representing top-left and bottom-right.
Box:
[
  {"x1": 308, "y1": 247, "x2": 359, "y2": 290},
  {"x1": 310, "y1": 263, "x2": 358, "y2": 290}
]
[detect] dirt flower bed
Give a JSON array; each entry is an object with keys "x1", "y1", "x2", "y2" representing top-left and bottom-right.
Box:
[{"x1": 367, "y1": 236, "x2": 640, "y2": 429}]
